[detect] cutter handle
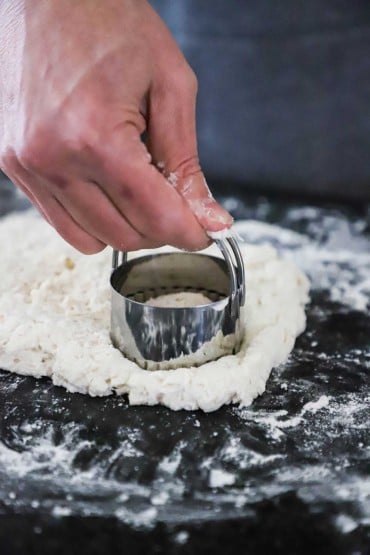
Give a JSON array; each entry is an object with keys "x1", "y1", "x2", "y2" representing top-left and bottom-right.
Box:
[
  {"x1": 112, "y1": 250, "x2": 127, "y2": 271},
  {"x1": 215, "y1": 237, "x2": 246, "y2": 318},
  {"x1": 112, "y1": 238, "x2": 246, "y2": 309}
]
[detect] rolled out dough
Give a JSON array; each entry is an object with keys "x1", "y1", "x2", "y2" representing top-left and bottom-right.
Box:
[{"x1": 0, "y1": 211, "x2": 309, "y2": 412}]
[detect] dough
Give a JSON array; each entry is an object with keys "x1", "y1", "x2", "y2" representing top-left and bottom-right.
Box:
[
  {"x1": 145, "y1": 292, "x2": 212, "y2": 308},
  {"x1": 0, "y1": 211, "x2": 309, "y2": 412}
]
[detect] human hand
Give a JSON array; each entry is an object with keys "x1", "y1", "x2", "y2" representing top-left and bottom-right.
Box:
[{"x1": 0, "y1": 0, "x2": 232, "y2": 254}]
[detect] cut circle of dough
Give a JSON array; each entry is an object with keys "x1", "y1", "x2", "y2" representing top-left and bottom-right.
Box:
[
  {"x1": 0, "y1": 212, "x2": 310, "y2": 412},
  {"x1": 145, "y1": 292, "x2": 212, "y2": 308}
]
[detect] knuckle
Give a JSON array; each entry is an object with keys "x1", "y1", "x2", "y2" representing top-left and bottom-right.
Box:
[
  {"x1": 116, "y1": 181, "x2": 137, "y2": 202},
  {"x1": 185, "y1": 67, "x2": 198, "y2": 94},
  {"x1": 181, "y1": 72, "x2": 198, "y2": 96},
  {"x1": 173, "y1": 156, "x2": 201, "y2": 180},
  {"x1": 17, "y1": 123, "x2": 94, "y2": 174},
  {"x1": 62, "y1": 126, "x2": 96, "y2": 156},
  {"x1": 49, "y1": 174, "x2": 70, "y2": 191},
  {"x1": 166, "y1": 64, "x2": 198, "y2": 97}
]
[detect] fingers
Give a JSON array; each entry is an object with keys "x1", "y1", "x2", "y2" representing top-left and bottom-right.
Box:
[
  {"x1": 53, "y1": 178, "x2": 163, "y2": 251},
  {"x1": 93, "y1": 126, "x2": 212, "y2": 251},
  {"x1": 9, "y1": 175, "x2": 52, "y2": 224},
  {"x1": 170, "y1": 172, "x2": 233, "y2": 233},
  {"x1": 39, "y1": 195, "x2": 106, "y2": 255},
  {"x1": 146, "y1": 66, "x2": 233, "y2": 232},
  {"x1": 15, "y1": 161, "x2": 163, "y2": 253},
  {"x1": 4, "y1": 141, "x2": 210, "y2": 253},
  {"x1": 7, "y1": 163, "x2": 106, "y2": 255}
]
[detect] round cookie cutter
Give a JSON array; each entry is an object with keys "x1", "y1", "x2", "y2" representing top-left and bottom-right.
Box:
[{"x1": 110, "y1": 238, "x2": 245, "y2": 370}]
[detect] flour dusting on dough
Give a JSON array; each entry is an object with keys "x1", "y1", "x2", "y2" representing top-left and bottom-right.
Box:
[{"x1": 0, "y1": 211, "x2": 309, "y2": 412}]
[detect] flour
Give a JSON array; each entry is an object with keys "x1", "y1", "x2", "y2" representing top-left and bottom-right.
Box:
[
  {"x1": 209, "y1": 469, "x2": 236, "y2": 488},
  {"x1": 234, "y1": 217, "x2": 370, "y2": 312},
  {"x1": 207, "y1": 228, "x2": 234, "y2": 240},
  {"x1": 0, "y1": 210, "x2": 309, "y2": 412},
  {"x1": 145, "y1": 292, "x2": 212, "y2": 308},
  {"x1": 207, "y1": 227, "x2": 243, "y2": 241},
  {"x1": 302, "y1": 395, "x2": 330, "y2": 414}
]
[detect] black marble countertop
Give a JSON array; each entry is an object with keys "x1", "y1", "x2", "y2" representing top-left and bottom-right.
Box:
[{"x1": 0, "y1": 177, "x2": 369, "y2": 555}]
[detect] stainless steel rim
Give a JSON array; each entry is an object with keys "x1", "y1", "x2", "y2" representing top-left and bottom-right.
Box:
[{"x1": 111, "y1": 237, "x2": 245, "y2": 312}]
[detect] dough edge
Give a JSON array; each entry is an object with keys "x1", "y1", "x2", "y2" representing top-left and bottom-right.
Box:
[{"x1": 0, "y1": 211, "x2": 310, "y2": 412}]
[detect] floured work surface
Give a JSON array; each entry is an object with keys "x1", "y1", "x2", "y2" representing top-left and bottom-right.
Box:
[
  {"x1": 0, "y1": 185, "x2": 369, "y2": 553},
  {"x1": 0, "y1": 212, "x2": 309, "y2": 412}
]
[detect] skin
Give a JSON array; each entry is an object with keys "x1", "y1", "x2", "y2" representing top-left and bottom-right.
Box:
[{"x1": 0, "y1": 0, "x2": 233, "y2": 254}]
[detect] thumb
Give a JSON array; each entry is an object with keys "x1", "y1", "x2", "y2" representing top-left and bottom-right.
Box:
[{"x1": 147, "y1": 69, "x2": 233, "y2": 233}]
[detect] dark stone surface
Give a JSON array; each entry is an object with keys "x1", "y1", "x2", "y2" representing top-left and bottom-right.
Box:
[{"x1": 0, "y1": 180, "x2": 369, "y2": 554}]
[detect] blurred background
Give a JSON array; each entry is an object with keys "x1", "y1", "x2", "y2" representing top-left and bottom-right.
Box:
[{"x1": 151, "y1": 0, "x2": 370, "y2": 201}]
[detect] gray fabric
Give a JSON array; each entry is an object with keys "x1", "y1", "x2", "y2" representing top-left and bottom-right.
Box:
[
  {"x1": 1, "y1": 2, "x2": 369, "y2": 200},
  {"x1": 151, "y1": 0, "x2": 370, "y2": 199}
]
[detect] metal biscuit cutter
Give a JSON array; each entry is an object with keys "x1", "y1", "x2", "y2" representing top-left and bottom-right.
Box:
[{"x1": 110, "y1": 238, "x2": 246, "y2": 370}]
